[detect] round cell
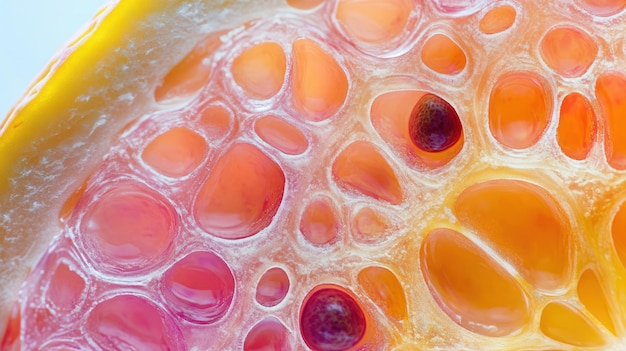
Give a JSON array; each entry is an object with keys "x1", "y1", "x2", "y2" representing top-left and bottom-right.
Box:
[
  {"x1": 351, "y1": 207, "x2": 390, "y2": 244},
  {"x1": 244, "y1": 317, "x2": 291, "y2": 351},
  {"x1": 300, "y1": 286, "x2": 366, "y2": 351},
  {"x1": 556, "y1": 92, "x2": 596, "y2": 160},
  {"x1": 254, "y1": 115, "x2": 309, "y2": 155},
  {"x1": 488, "y1": 71, "x2": 551, "y2": 149},
  {"x1": 454, "y1": 179, "x2": 573, "y2": 290},
  {"x1": 300, "y1": 197, "x2": 341, "y2": 245},
  {"x1": 370, "y1": 90, "x2": 464, "y2": 168},
  {"x1": 408, "y1": 93, "x2": 463, "y2": 152},
  {"x1": 596, "y1": 73, "x2": 626, "y2": 170},
  {"x1": 79, "y1": 183, "x2": 176, "y2": 274},
  {"x1": 162, "y1": 251, "x2": 235, "y2": 324},
  {"x1": 421, "y1": 228, "x2": 530, "y2": 336},
  {"x1": 421, "y1": 34, "x2": 466, "y2": 75},
  {"x1": 335, "y1": 0, "x2": 413, "y2": 44},
  {"x1": 291, "y1": 39, "x2": 348, "y2": 122},
  {"x1": 194, "y1": 143, "x2": 285, "y2": 239},
  {"x1": 579, "y1": 0, "x2": 626, "y2": 16},
  {"x1": 540, "y1": 26, "x2": 597, "y2": 78},
  {"x1": 479, "y1": 5, "x2": 516, "y2": 34},
  {"x1": 86, "y1": 294, "x2": 184, "y2": 350},
  {"x1": 256, "y1": 267, "x2": 290, "y2": 307},
  {"x1": 46, "y1": 261, "x2": 87, "y2": 313},
  {"x1": 231, "y1": 42, "x2": 286, "y2": 99},
  {"x1": 357, "y1": 266, "x2": 407, "y2": 322},
  {"x1": 332, "y1": 141, "x2": 403, "y2": 204},
  {"x1": 142, "y1": 127, "x2": 208, "y2": 178},
  {"x1": 540, "y1": 302, "x2": 605, "y2": 347}
]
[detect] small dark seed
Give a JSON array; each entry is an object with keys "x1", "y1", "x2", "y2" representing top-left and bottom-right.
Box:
[
  {"x1": 300, "y1": 287, "x2": 366, "y2": 351},
  {"x1": 408, "y1": 93, "x2": 463, "y2": 152}
]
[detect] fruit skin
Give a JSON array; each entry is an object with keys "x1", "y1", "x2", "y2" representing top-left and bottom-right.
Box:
[{"x1": 0, "y1": 0, "x2": 288, "y2": 336}]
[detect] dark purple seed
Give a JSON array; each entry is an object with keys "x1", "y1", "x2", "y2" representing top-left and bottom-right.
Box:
[
  {"x1": 408, "y1": 93, "x2": 463, "y2": 152},
  {"x1": 300, "y1": 287, "x2": 366, "y2": 351}
]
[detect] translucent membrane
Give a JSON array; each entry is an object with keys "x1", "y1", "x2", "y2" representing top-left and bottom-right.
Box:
[
  {"x1": 80, "y1": 184, "x2": 176, "y2": 273},
  {"x1": 300, "y1": 196, "x2": 340, "y2": 245},
  {"x1": 291, "y1": 39, "x2": 348, "y2": 122},
  {"x1": 421, "y1": 34, "x2": 467, "y2": 75},
  {"x1": 332, "y1": 141, "x2": 403, "y2": 204},
  {"x1": 540, "y1": 26, "x2": 597, "y2": 78},
  {"x1": 85, "y1": 294, "x2": 183, "y2": 350},
  {"x1": 194, "y1": 143, "x2": 285, "y2": 239},
  {"x1": 335, "y1": 0, "x2": 412, "y2": 44},
  {"x1": 420, "y1": 228, "x2": 529, "y2": 337},
  {"x1": 556, "y1": 93, "x2": 596, "y2": 160},
  {"x1": 539, "y1": 302, "x2": 605, "y2": 347},
  {"x1": 142, "y1": 127, "x2": 208, "y2": 177},
  {"x1": 454, "y1": 179, "x2": 572, "y2": 290},
  {"x1": 596, "y1": 73, "x2": 626, "y2": 170},
  {"x1": 611, "y1": 200, "x2": 626, "y2": 268},
  {"x1": 255, "y1": 267, "x2": 290, "y2": 307},
  {"x1": 231, "y1": 42, "x2": 286, "y2": 99},
  {"x1": 300, "y1": 285, "x2": 366, "y2": 351},
  {"x1": 46, "y1": 262, "x2": 86, "y2": 313},
  {"x1": 357, "y1": 266, "x2": 407, "y2": 322},
  {"x1": 579, "y1": 0, "x2": 626, "y2": 16},
  {"x1": 488, "y1": 72, "x2": 551, "y2": 149},
  {"x1": 254, "y1": 115, "x2": 308, "y2": 155},
  {"x1": 155, "y1": 32, "x2": 223, "y2": 102},
  {"x1": 370, "y1": 90, "x2": 463, "y2": 168},
  {"x1": 244, "y1": 317, "x2": 291, "y2": 351},
  {"x1": 351, "y1": 207, "x2": 390, "y2": 244},
  {"x1": 162, "y1": 251, "x2": 235, "y2": 324},
  {"x1": 479, "y1": 5, "x2": 516, "y2": 34},
  {"x1": 577, "y1": 269, "x2": 616, "y2": 334}
]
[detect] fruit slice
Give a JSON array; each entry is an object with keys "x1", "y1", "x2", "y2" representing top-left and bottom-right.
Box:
[{"x1": 4, "y1": 0, "x2": 626, "y2": 350}]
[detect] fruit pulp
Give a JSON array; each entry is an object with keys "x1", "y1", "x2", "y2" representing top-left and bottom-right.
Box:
[{"x1": 3, "y1": 0, "x2": 626, "y2": 350}]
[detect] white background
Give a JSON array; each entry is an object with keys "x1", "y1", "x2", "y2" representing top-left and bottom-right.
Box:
[{"x1": 0, "y1": 0, "x2": 104, "y2": 118}]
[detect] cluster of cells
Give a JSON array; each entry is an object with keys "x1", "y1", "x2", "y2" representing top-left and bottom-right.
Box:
[{"x1": 9, "y1": 0, "x2": 626, "y2": 350}]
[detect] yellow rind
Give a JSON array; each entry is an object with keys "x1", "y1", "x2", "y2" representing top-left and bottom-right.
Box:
[{"x1": 0, "y1": 0, "x2": 287, "y2": 335}]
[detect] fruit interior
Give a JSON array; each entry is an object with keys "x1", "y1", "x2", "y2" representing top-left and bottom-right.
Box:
[{"x1": 5, "y1": 0, "x2": 626, "y2": 350}]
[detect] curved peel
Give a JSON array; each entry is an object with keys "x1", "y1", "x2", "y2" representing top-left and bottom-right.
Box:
[{"x1": 0, "y1": 0, "x2": 286, "y2": 335}]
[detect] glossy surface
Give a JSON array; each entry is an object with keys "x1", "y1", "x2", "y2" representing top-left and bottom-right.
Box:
[{"x1": 7, "y1": 0, "x2": 626, "y2": 350}]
